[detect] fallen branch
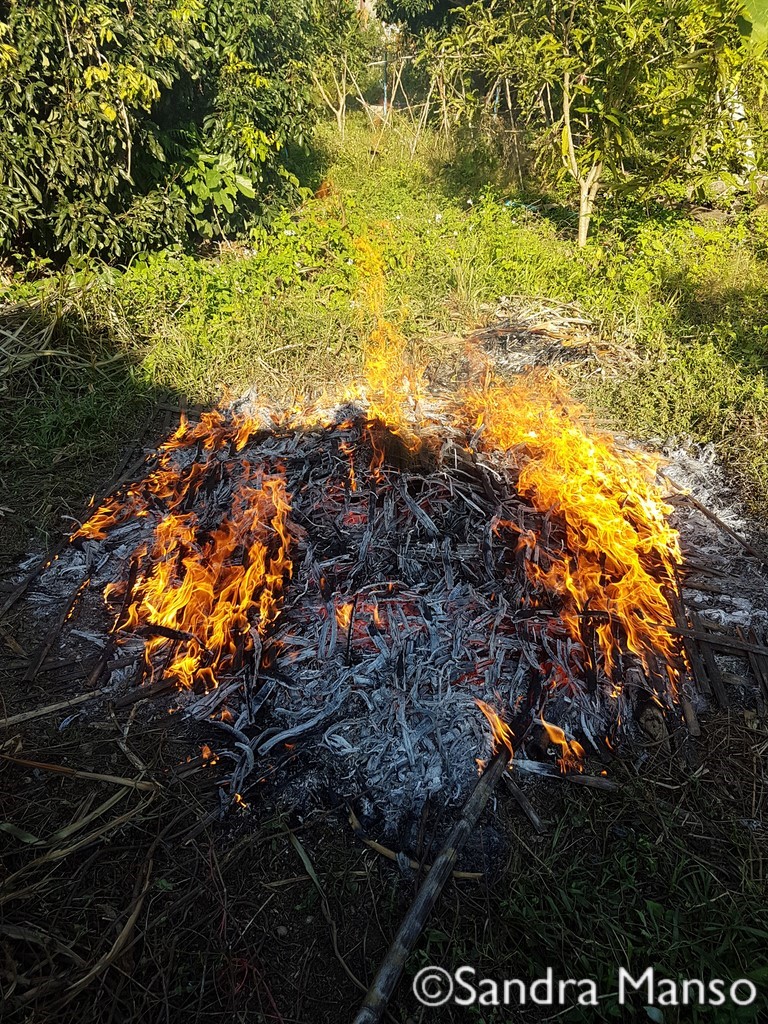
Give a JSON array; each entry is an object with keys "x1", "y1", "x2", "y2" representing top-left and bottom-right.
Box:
[
  {"x1": 663, "y1": 476, "x2": 767, "y2": 563},
  {"x1": 502, "y1": 774, "x2": 548, "y2": 833},
  {"x1": 348, "y1": 808, "x2": 483, "y2": 879},
  {"x1": 0, "y1": 753, "x2": 158, "y2": 792},
  {"x1": 352, "y1": 748, "x2": 512, "y2": 1024},
  {"x1": 1, "y1": 688, "x2": 112, "y2": 728}
]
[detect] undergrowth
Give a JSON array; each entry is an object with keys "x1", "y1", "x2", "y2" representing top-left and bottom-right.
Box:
[{"x1": 2, "y1": 114, "x2": 768, "y2": 541}]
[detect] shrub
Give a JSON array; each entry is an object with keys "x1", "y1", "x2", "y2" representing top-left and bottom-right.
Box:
[{"x1": 0, "y1": 0, "x2": 355, "y2": 261}]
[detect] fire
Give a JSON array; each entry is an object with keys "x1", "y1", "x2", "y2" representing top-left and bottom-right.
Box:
[
  {"x1": 476, "y1": 700, "x2": 514, "y2": 758},
  {"x1": 73, "y1": 410, "x2": 264, "y2": 543},
  {"x1": 336, "y1": 600, "x2": 354, "y2": 631},
  {"x1": 77, "y1": 422, "x2": 294, "y2": 692},
  {"x1": 122, "y1": 474, "x2": 292, "y2": 690},
  {"x1": 462, "y1": 372, "x2": 682, "y2": 688},
  {"x1": 351, "y1": 235, "x2": 424, "y2": 447},
  {"x1": 363, "y1": 318, "x2": 424, "y2": 434},
  {"x1": 67, "y1": 257, "x2": 690, "y2": 786},
  {"x1": 201, "y1": 743, "x2": 219, "y2": 765},
  {"x1": 339, "y1": 440, "x2": 357, "y2": 492},
  {"x1": 539, "y1": 714, "x2": 585, "y2": 773}
]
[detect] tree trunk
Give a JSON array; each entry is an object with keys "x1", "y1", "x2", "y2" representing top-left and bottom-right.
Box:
[
  {"x1": 576, "y1": 161, "x2": 602, "y2": 248},
  {"x1": 577, "y1": 183, "x2": 591, "y2": 247},
  {"x1": 336, "y1": 59, "x2": 347, "y2": 140}
]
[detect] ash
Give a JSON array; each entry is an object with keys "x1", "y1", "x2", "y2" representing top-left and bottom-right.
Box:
[
  {"x1": 24, "y1": 405, "x2": 621, "y2": 830},
  {"x1": 663, "y1": 443, "x2": 768, "y2": 634},
  {"x1": 13, "y1": 337, "x2": 768, "y2": 833}
]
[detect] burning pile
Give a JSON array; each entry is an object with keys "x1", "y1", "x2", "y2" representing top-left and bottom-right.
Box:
[{"x1": 53, "y1": 325, "x2": 690, "y2": 825}]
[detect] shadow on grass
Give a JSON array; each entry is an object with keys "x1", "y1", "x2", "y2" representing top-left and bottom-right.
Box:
[{"x1": 0, "y1": 297, "x2": 195, "y2": 565}]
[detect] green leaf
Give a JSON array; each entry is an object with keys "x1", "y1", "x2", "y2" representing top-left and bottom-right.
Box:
[
  {"x1": 0, "y1": 822, "x2": 41, "y2": 844},
  {"x1": 234, "y1": 174, "x2": 256, "y2": 198}
]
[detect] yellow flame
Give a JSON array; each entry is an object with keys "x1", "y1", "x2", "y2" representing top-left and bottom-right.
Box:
[
  {"x1": 476, "y1": 700, "x2": 514, "y2": 758},
  {"x1": 540, "y1": 714, "x2": 585, "y2": 773},
  {"x1": 336, "y1": 600, "x2": 354, "y2": 631},
  {"x1": 94, "y1": 465, "x2": 293, "y2": 691},
  {"x1": 462, "y1": 372, "x2": 682, "y2": 687}
]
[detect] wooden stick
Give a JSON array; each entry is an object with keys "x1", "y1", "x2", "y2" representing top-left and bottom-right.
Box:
[
  {"x1": 679, "y1": 694, "x2": 701, "y2": 737},
  {"x1": 1, "y1": 688, "x2": 111, "y2": 728},
  {"x1": 559, "y1": 772, "x2": 621, "y2": 792},
  {"x1": 348, "y1": 809, "x2": 482, "y2": 880},
  {"x1": 739, "y1": 627, "x2": 768, "y2": 703},
  {"x1": 352, "y1": 748, "x2": 511, "y2": 1024},
  {"x1": 0, "y1": 541, "x2": 66, "y2": 620},
  {"x1": 24, "y1": 572, "x2": 90, "y2": 681},
  {"x1": 663, "y1": 476, "x2": 766, "y2": 563},
  {"x1": 502, "y1": 773, "x2": 547, "y2": 833},
  {"x1": 690, "y1": 611, "x2": 728, "y2": 708},
  {"x1": 510, "y1": 759, "x2": 621, "y2": 791},
  {"x1": 669, "y1": 582, "x2": 711, "y2": 697},
  {"x1": 0, "y1": 753, "x2": 158, "y2": 791},
  {"x1": 112, "y1": 680, "x2": 175, "y2": 709},
  {"x1": 662, "y1": 624, "x2": 768, "y2": 659}
]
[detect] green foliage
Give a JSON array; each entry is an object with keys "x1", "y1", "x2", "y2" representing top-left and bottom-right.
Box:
[
  {"x1": 0, "y1": 0, "x2": 354, "y2": 261},
  {"x1": 375, "y1": 0, "x2": 456, "y2": 30},
  {"x1": 182, "y1": 153, "x2": 257, "y2": 238},
  {"x1": 424, "y1": 0, "x2": 768, "y2": 243},
  {"x1": 4, "y1": 118, "x2": 768, "y2": 529}
]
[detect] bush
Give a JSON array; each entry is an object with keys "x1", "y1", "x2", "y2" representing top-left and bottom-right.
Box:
[{"x1": 0, "y1": 0, "x2": 355, "y2": 262}]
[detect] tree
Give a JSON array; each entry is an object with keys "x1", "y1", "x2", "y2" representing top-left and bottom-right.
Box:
[
  {"x1": 0, "y1": 0, "x2": 356, "y2": 260},
  {"x1": 430, "y1": 0, "x2": 766, "y2": 245},
  {"x1": 311, "y1": 0, "x2": 380, "y2": 140}
]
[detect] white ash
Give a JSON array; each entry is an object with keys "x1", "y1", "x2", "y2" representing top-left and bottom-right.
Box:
[
  {"x1": 661, "y1": 442, "x2": 768, "y2": 633},
  {"x1": 662, "y1": 442, "x2": 745, "y2": 530},
  {"x1": 21, "y1": 408, "x2": 628, "y2": 829},
  {"x1": 12, "y1": 385, "x2": 768, "y2": 832}
]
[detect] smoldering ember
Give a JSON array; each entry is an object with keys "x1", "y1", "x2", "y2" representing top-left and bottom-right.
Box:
[{"x1": 7, "y1": 320, "x2": 768, "y2": 841}]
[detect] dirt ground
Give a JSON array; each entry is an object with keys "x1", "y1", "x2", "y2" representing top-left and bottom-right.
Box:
[{"x1": 1, "y1": 405, "x2": 767, "y2": 1024}]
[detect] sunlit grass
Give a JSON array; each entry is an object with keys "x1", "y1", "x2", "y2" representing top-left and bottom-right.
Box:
[{"x1": 3, "y1": 114, "x2": 768, "y2": 535}]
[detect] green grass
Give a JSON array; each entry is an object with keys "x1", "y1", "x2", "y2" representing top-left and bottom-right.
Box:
[{"x1": 2, "y1": 113, "x2": 768, "y2": 540}]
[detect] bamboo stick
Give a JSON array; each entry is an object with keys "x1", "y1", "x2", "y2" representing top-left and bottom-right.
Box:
[
  {"x1": 0, "y1": 753, "x2": 158, "y2": 792},
  {"x1": 1, "y1": 687, "x2": 111, "y2": 728},
  {"x1": 352, "y1": 748, "x2": 511, "y2": 1024},
  {"x1": 662, "y1": 475, "x2": 766, "y2": 563}
]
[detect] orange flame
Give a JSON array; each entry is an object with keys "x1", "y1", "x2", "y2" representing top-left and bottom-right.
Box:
[
  {"x1": 123, "y1": 475, "x2": 292, "y2": 690},
  {"x1": 79, "y1": 436, "x2": 294, "y2": 693},
  {"x1": 351, "y1": 235, "x2": 424, "y2": 448},
  {"x1": 73, "y1": 411, "x2": 264, "y2": 543},
  {"x1": 336, "y1": 600, "x2": 354, "y2": 631},
  {"x1": 339, "y1": 440, "x2": 357, "y2": 492},
  {"x1": 201, "y1": 743, "x2": 219, "y2": 766},
  {"x1": 476, "y1": 700, "x2": 514, "y2": 758},
  {"x1": 539, "y1": 714, "x2": 585, "y2": 773},
  {"x1": 462, "y1": 372, "x2": 682, "y2": 688}
]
